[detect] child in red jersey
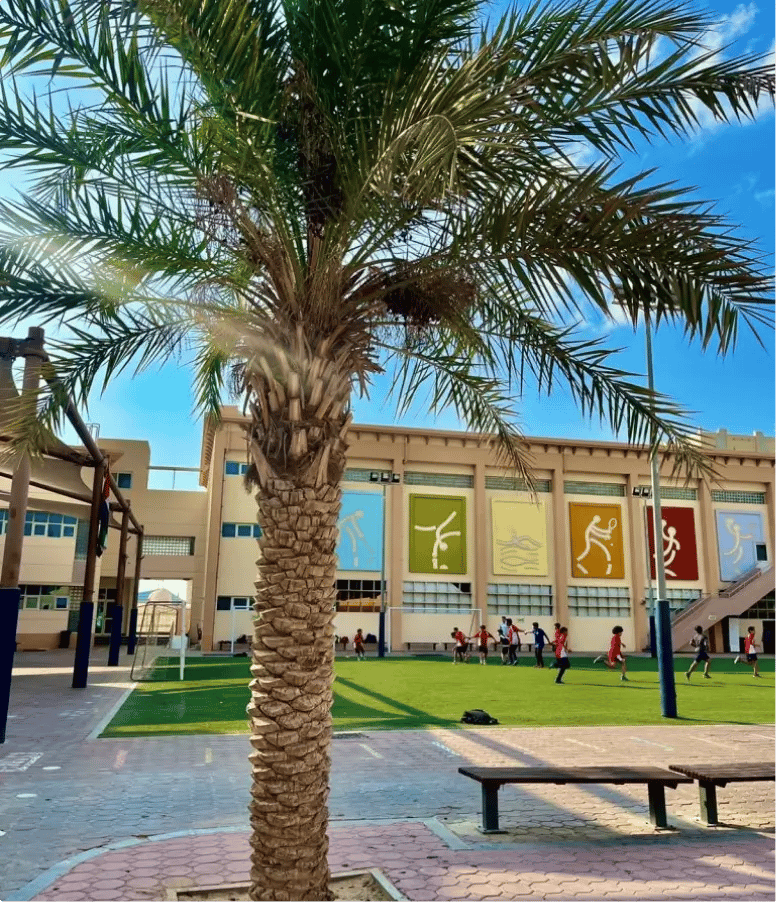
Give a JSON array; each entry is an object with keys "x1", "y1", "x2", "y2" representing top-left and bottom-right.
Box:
[
  {"x1": 470, "y1": 625, "x2": 496, "y2": 665},
  {"x1": 734, "y1": 625, "x2": 761, "y2": 677},
  {"x1": 594, "y1": 625, "x2": 628, "y2": 681},
  {"x1": 451, "y1": 627, "x2": 470, "y2": 664},
  {"x1": 553, "y1": 627, "x2": 570, "y2": 684},
  {"x1": 549, "y1": 622, "x2": 562, "y2": 669},
  {"x1": 353, "y1": 628, "x2": 366, "y2": 661}
]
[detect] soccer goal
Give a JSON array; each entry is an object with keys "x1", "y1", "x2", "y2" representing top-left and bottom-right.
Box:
[
  {"x1": 386, "y1": 607, "x2": 483, "y2": 651},
  {"x1": 130, "y1": 601, "x2": 187, "y2": 681}
]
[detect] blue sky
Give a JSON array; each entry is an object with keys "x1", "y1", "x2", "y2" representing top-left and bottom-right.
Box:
[{"x1": 1, "y1": 0, "x2": 775, "y2": 472}]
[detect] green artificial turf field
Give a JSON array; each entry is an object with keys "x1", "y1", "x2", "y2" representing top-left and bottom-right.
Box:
[{"x1": 100, "y1": 653, "x2": 774, "y2": 738}]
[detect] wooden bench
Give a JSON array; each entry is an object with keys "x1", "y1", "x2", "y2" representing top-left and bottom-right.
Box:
[
  {"x1": 458, "y1": 765, "x2": 692, "y2": 833},
  {"x1": 405, "y1": 641, "x2": 439, "y2": 652},
  {"x1": 218, "y1": 635, "x2": 252, "y2": 651},
  {"x1": 668, "y1": 762, "x2": 775, "y2": 825}
]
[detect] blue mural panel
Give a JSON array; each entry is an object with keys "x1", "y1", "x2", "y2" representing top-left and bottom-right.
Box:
[
  {"x1": 336, "y1": 491, "x2": 384, "y2": 571},
  {"x1": 716, "y1": 511, "x2": 765, "y2": 581}
]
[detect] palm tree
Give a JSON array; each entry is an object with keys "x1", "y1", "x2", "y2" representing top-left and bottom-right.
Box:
[{"x1": 0, "y1": 0, "x2": 773, "y2": 897}]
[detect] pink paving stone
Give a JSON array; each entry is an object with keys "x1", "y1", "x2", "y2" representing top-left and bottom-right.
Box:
[
  {"x1": 52, "y1": 895, "x2": 88, "y2": 901},
  {"x1": 89, "y1": 879, "x2": 129, "y2": 891},
  {"x1": 86, "y1": 892, "x2": 133, "y2": 901},
  {"x1": 125, "y1": 877, "x2": 161, "y2": 889}
]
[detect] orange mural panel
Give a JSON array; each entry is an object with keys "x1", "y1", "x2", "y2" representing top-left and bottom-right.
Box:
[{"x1": 569, "y1": 502, "x2": 625, "y2": 579}]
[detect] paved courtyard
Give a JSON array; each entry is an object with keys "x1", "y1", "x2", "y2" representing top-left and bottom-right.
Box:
[{"x1": 0, "y1": 650, "x2": 774, "y2": 901}]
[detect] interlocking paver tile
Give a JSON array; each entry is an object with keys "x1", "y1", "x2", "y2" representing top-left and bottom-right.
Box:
[{"x1": 5, "y1": 651, "x2": 775, "y2": 902}]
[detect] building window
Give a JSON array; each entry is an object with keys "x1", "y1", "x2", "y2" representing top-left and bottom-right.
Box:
[
  {"x1": 335, "y1": 579, "x2": 384, "y2": 611},
  {"x1": 487, "y1": 583, "x2": 553, "y2": 616},
  {"x1": 18, "y1": 585, "x2": 70, "y2": 611},
  {"x1": 404, "y1": 471, "x2": 474, "y2": 488},
  {"x1": 402, "y1": 581, "x2": 472, "y2": 613},
  {"x1": 217, "y1": 595, "x2": 252, "y2": 611},
  {"x1": 568, "y1": 586, "x2": 630, "y2": 616},
  {"x1": 711, "y1": 490, "x2": 766, "y2": 505},
  {"x1": 646, "y1": 588, "x2": 701, "y2": 614},
  {"x1": 564, "y1": 481, "x2": 625, "y2": 497},
  {"x1": 221, "y1": 522, "x2": 262, "y2": 539},
  {"x1": 344, "y1": 468, "x2": 384, "y2": 483},
  {"x1": 144, "y1": 535, "x2": 195, "y2": 555},
  {"x1": 116, "y1": 472, "x2": 133, "y2": 489},
  {"x1": 743, "y1": 593, "x2": 775, "y2": 619},
  {"x1": 635, "y1": 486, "x2": 698, "y2": 501},
  {"x1": 9, "y1": 511, "x2": 78, "y2": 538},
  {"x1": 225, "y1": 461, "x2": 249, "y2": 476}
]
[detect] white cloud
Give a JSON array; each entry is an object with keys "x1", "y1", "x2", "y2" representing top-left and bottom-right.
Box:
[
  {"x1": 683, "y1": 2, "x2": 772, "y2": 141},
  {"x1": 754, "y1": 187, "x2": 775, "y2": 206}
]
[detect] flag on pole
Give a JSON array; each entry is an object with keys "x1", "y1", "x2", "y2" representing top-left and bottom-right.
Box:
[{"x1": 96, "y1": 465, "x2": 110, "y2": 557}]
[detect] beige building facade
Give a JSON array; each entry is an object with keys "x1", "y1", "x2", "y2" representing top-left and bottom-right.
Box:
[{"x1": 9, "y1": 407, "x2": 775, "y2": 657}]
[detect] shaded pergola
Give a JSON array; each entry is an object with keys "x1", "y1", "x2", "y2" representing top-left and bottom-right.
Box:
[{"x1": 0, "y1": 327, "x2": 145, "y2": 743}]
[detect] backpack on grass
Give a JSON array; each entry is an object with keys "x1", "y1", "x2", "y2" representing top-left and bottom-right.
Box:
[{"x1": 460, "y1": 708, "x2": 499, "y2": 725}]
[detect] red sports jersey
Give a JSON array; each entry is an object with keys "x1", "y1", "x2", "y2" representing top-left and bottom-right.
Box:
[
  {"x1": 745, "y1": 633, "x2": 757, "y2": 654},
  {"x1": 454, "y1": 630, "x2": 467, "y2": 646},
  {"x1": 474, "y1": 628, "x2": 490, "y2": 645},
  {"x1": 354, "y1": 633, "x2": 364, "y2": 647},
  {"x1": 608, "y1": 634, "x2": 623, "y2": 663}
]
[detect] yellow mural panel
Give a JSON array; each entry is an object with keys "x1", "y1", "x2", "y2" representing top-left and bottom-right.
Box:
[
  {"x1": 569, "y1": 502, "x2": 625, "y2": 579},
  {"x1": 491, "y1": 499, "x2": 548, "y2": 576}
]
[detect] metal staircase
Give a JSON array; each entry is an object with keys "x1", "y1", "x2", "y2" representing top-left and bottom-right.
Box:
[{"x1": 670, "y1": 566, "x2": 775, "y2": 651}]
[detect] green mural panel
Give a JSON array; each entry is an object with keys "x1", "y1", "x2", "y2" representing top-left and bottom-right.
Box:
[{"x1": 409, "y1": 494, "x2": 467, "y2": 574}]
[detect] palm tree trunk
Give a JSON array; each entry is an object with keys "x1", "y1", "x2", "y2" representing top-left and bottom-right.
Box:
[
  {"x1": 245, "y1": 340, "x2": 351, "y2": 901},
  {"x1": 247, "y1": 475, "x2": 342, "y2": 900}
]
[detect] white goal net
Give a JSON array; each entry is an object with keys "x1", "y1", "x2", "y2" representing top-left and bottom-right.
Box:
[{"x1": 130, "y1": 602, "x2": 185, "y2": 681}]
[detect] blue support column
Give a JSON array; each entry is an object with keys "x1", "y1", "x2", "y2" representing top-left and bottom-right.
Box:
[
  {"x1": 72, "y1": 600, "x2": 95, "y2": 689},
  {"x1": 107, "y1": 604, "x2": 123, "y2": 666},
  {"x1": 0, "y1": 587, "x2": 21, "y2": 743},
  {"x1": 655, "y1": 599, "x2": 677, "y2": 718}
]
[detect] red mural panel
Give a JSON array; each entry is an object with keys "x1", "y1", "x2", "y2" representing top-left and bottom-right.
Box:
[{"x1": 646, "y1": 506, "x2": 699, "y2": 581}]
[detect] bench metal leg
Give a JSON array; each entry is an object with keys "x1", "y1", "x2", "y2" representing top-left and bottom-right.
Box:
[
  {"x1": 479, "y1": 781, "x2": 505, "y2": 834},
  {"x1": 699, "y1": 781, "x2": 719, "y2": 825},
  {"x1": 646, "y1": 781, "x2": 669, "y2": 828}
]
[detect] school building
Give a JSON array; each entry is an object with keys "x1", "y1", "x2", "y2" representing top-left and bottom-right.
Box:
[{"x1": 7, "y1": 406, "x2": 775, "y2": 657}]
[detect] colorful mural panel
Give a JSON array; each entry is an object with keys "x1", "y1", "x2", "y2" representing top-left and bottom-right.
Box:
[
  {"x1": 491, "y1": 499, "x2": 548, "y2": 575},
  {"x1": 336, "y1": 491, "x2": 384, "y2": 571},
  {"x1": 646, "y1": 506, "x2": 699, "y2": 581},
  {"x1": 569, "y1": 502, "x2": 625, "y2": 579},
  {"x1": 409, "y1": 494, "x2": 467, "y2": 574},
  {"x1": 716, "y1": 510, "x2": 765, "y2": 581}
]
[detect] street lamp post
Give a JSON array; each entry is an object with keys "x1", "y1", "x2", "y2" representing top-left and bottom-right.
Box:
[
  {"x1": 632, "y1": 486, "x2": 656, "y2": 657},
  {"x1": 369, "y1": 471, "x2": 400, "y2": 658},
  {"x1": 643, "y1": 316, "x2": 677, "y2": 718}
]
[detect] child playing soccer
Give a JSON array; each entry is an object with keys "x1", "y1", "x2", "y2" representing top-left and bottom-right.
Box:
[
  {"x1": 594, "y1": 625, "x2": 628, "y2": 681},
  {"x1": 553, "y1": 627, "x2": 570, "y2": 684},
  {"x1": 471, "y1": 625, "x2": 496, "y2": 665},
  {"x1": 734, "y1": 625, "x2": 761, "y2": 677},
  {"x1": 353, "y1": 628, "x2": 366, "y2": 660}
]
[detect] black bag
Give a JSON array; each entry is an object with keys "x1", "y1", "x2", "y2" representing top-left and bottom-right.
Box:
[{"x1": 460, "y1": 708, "x2": 499, "y2": 725}]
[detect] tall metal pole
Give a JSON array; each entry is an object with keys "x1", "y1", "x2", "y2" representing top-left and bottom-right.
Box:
[
  {"x1": 73, "y1": 459, "x2": 105, "y2": 689},
  {"x1": 645, "y1": 315, "x2": 677, "y2": 718},
  {"x1": 643, "y1": 500, "x2": 656, "y2": 657},
  {"x1": 377, "y1": 483, "x2": 387, "y2": 658},
  {"x1": 0, "y1": 327, "x2": 44, "y2": 743}
]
